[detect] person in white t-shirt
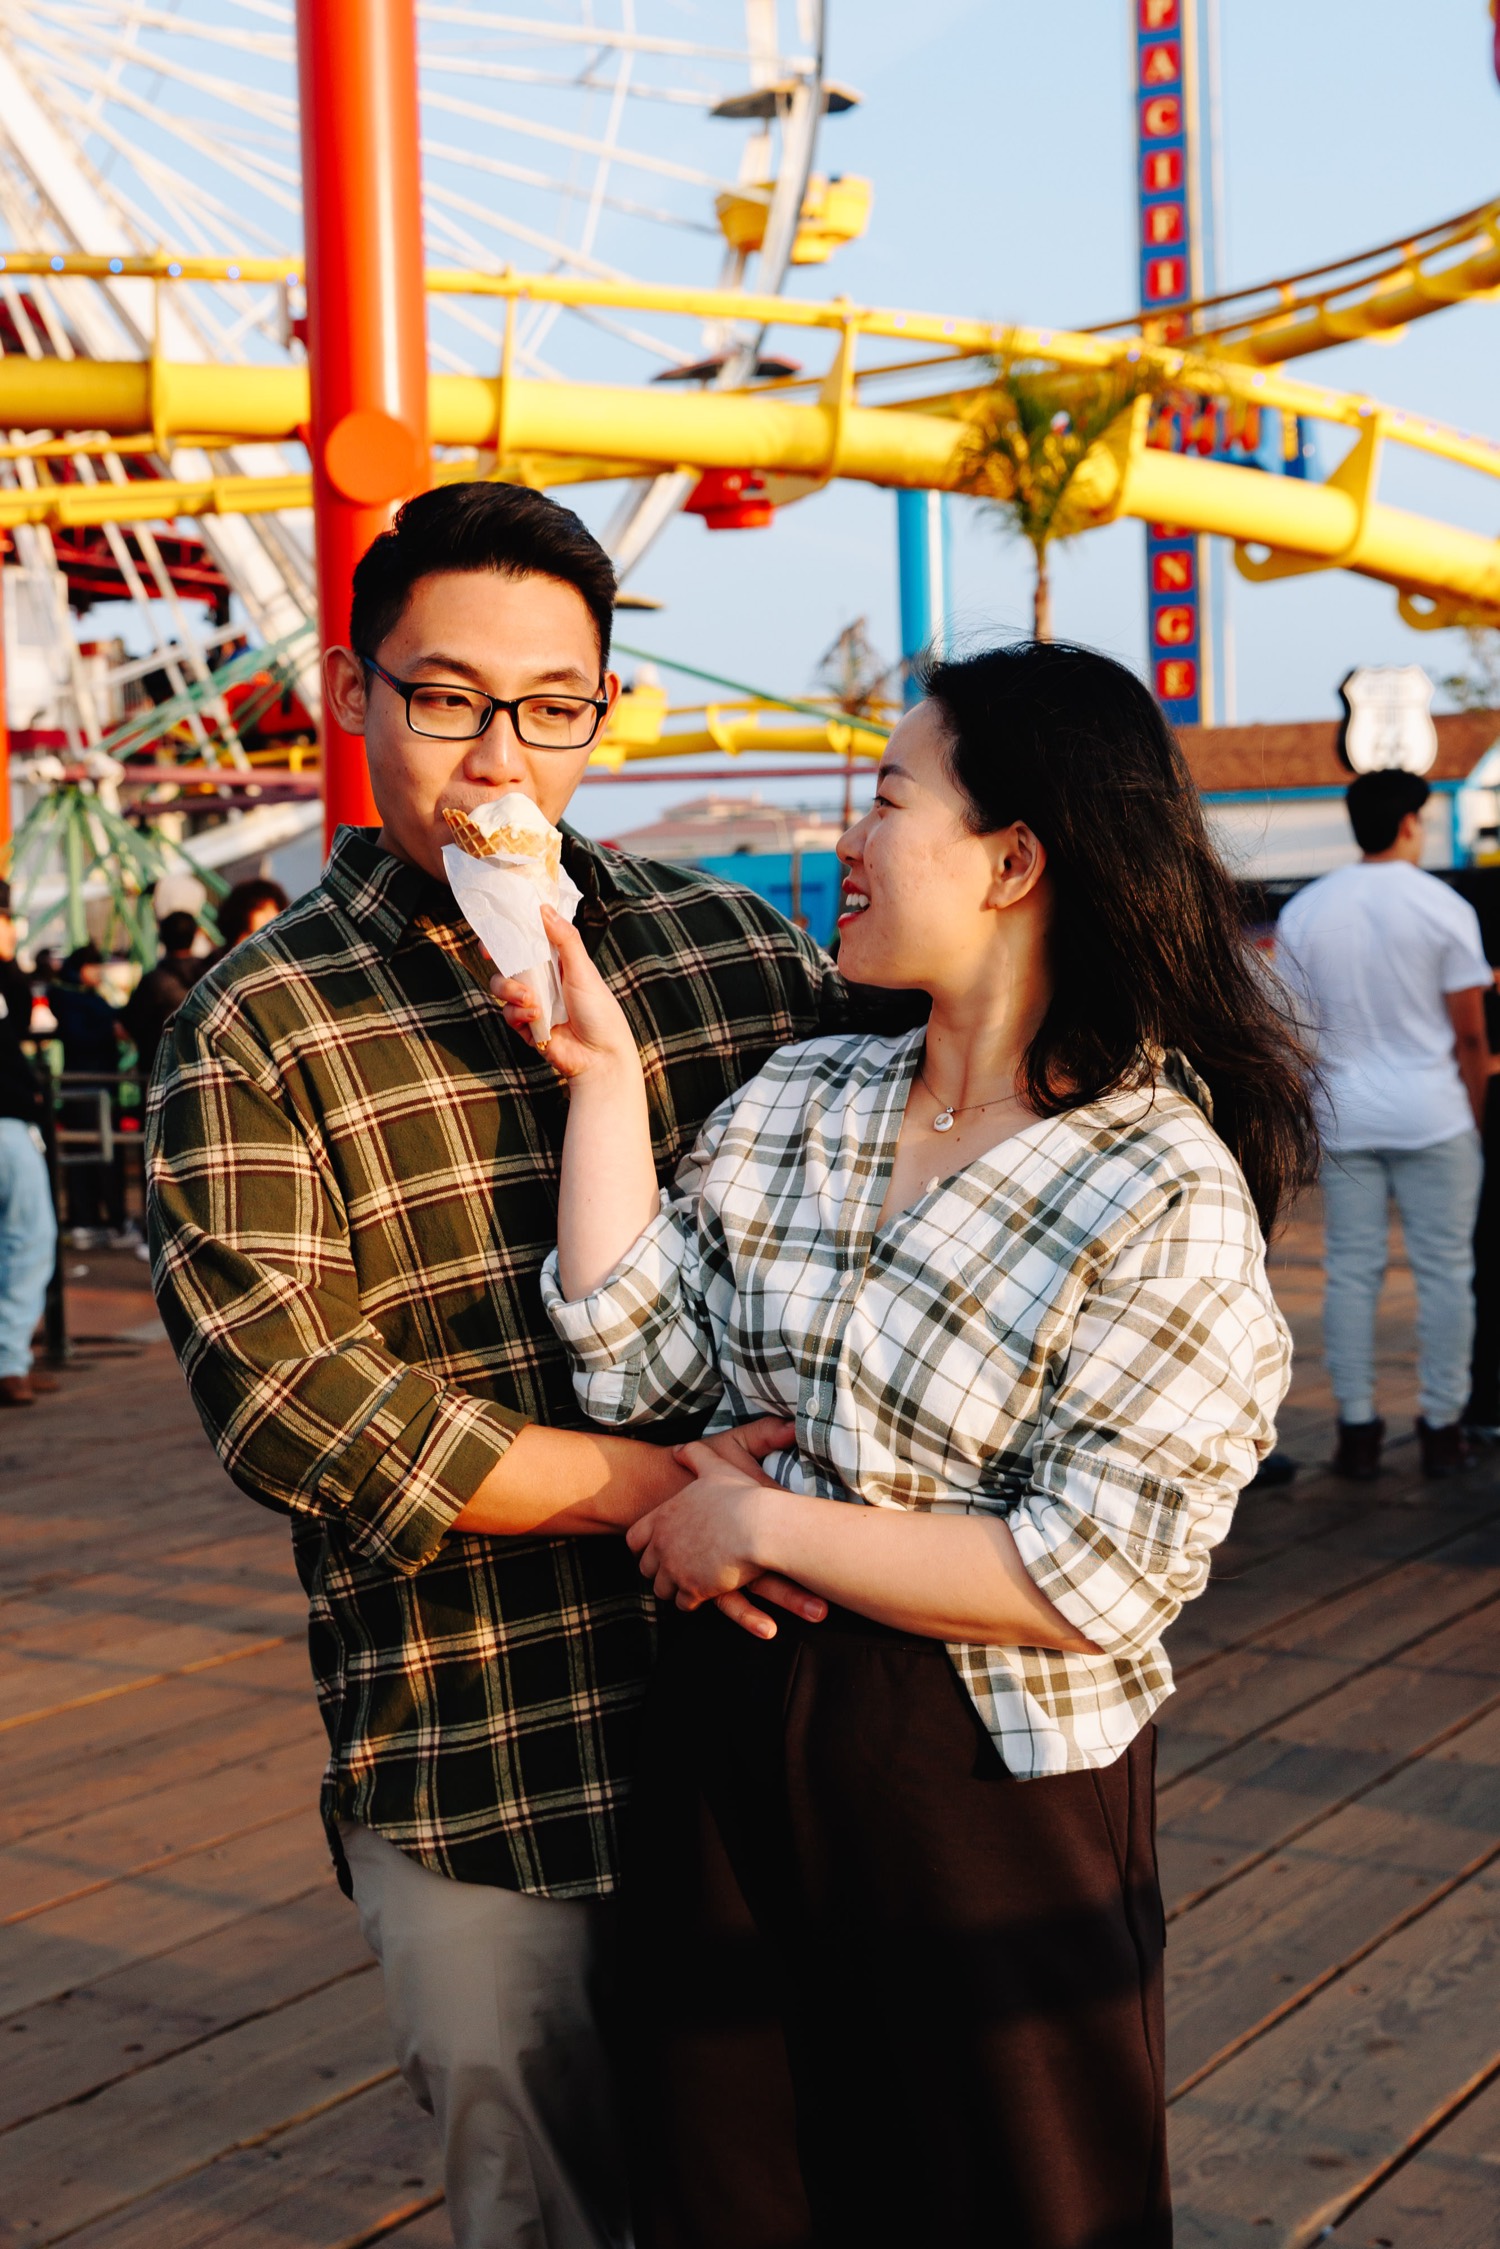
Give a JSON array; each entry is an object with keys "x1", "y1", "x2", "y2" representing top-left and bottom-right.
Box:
[{"x1": 1277, "y1": 769, "x2": 1491, "y2": 1480}]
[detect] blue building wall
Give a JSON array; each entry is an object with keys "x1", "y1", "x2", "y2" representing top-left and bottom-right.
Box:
[{"x1": 692, "y1": 851, "x2": 845, "y2": 948}]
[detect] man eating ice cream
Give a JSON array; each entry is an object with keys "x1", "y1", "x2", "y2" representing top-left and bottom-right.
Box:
[{"x1": 146, "y1": 482, "x2": 848, "y2": 2249}]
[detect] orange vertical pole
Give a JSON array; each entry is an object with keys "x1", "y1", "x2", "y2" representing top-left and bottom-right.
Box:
[{"x1": 296, "y1": 0, "x2": 430, "y2": 852}]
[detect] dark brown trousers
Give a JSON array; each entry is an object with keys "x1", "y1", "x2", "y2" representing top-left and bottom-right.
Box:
[{"x1": 617, "y1": 1604, "x2": 1170, "y2": 2249}]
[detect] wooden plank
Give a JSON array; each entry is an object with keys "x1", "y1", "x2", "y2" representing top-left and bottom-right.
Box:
[
  {"x1": 0, "y1": 1563, "x2": 306, "y2": 1727},
  {"x1": 2, "y1": 1737, "x2": 324, "y2": 1934},
  {"x1": 0, "y1": 1500, "x2": 253, "y2": 1605},
  {"x1": 1164, "y1": 1488, "x2": 1500, "y2": 1677},
  {"x1": 0, "y1": 1618, "x2": 304, "y2": 1731},
  {"x1": 1167, "y1": 1864, "x2": 1500, "y2": 2248},
  {"x1": 0, "y1": 1526, "x2": 298, "y2": 1649},
  {"x1": 0, "y1": 1813, "x2": 331, "y2": 2019},
  {"x1": 0, "y1": 1640, "x2": 314, "y2": 1850},
  {"x1": 51, "y1": 2076, "x2": 442, "y2": 2249},
  {"x1": 1158, "y1": 1600, "x2": 1500, "y2": 1913},
  {"x1": 0, "y1": 1485, "x2": 258, "y2": 1605},
  {"x1": 1165, "y1": 1704, "x2": 1500, "y2": 2092},
  {"x1": 1341, "y1": 2068, "x2": 1500, "y2": 2249},
  {"x1": 381, "y1": 2213, "x2": 452, "y2": 2248},
  {"x1": 0, "y1": 1885, "x2": 369, "y2": 2136},
  {"x1": 1159, "y1": 1522, "x2": 1500, "y2": 1785},
  {"x1": 0, "y1": 1971, "x2": 397, "y2": 2246}
]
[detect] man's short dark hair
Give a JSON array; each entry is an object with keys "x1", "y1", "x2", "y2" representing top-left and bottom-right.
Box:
[
  {"x1": 157, "y1": 911, "x2": 200, "y2": 955},
  {"x1": 349, "y1": 483, "x2": 617, "y2": 669},
  {"x1": 1346, "y1": 768, "x2": 1431, "y2": 855}
]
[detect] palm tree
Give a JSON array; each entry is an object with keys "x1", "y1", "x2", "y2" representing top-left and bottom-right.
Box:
[
  {"x1": 962, "y1": 354, "x2": 1165, "y2": 640},
  {"x1": 1441, "y1": 627, "x2": 1500, "y2": 711},
  {"x1": 814, "y1": 617, "x2": 901, "y2": 717}
]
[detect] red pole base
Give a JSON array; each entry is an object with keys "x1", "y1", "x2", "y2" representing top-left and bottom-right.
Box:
[{"x1": 314, "y1": 499, "x2": 386, "y2": 840}]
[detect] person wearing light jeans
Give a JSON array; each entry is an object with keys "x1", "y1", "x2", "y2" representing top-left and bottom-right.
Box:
[
  {"x1": 0, "y1": 883, "x2": 57, "y2": 1408},
  {"x1": 1277, "y1": 769, "x2": 1491, "y2": 1480}
]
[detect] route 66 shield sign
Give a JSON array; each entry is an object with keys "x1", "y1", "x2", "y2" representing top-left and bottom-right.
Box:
[{"x1": 1337, "y1": 666, "x2": 1438, "y2": 775}]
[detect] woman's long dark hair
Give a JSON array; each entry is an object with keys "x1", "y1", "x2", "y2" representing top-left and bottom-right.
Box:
[{"x1": 921, "y1": 640, "x2": 1318, "y2": 1234}]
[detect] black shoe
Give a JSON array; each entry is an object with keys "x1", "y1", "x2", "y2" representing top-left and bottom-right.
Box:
[
  {"x1": 1332, "y1": 1419, "x2": 1384, "y2": 1481},
  {"x1": 1417, "y1": 1418, "x2": 1473, "y2": 1478},
  {"x1": 1247, "y1": 1448, "x2": 1299, "y2": 1491}
]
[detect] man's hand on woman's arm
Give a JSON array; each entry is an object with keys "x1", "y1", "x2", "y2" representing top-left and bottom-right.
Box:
[
  {"x1": 627, "y1": 1446, "x2": 1095, "y2": 1652},
  {"x1": 454, "y1": 1416, "x2": 826, "y2": 1637}
]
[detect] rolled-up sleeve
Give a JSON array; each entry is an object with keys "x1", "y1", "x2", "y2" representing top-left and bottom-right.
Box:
[
  {"x1": 147, "y1": 1011, "x2": 526, "y2": 1575},
  {"x1": 1002, "y1": 1183, "x2": 1291, "y2": 1661},
  {"x1": 540, "y1": 1096, "x2": 737, "y2": 1427}
]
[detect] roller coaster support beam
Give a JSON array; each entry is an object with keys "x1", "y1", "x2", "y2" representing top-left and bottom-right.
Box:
[
  {"x1": 296, "y1": 0, "x2": 429, "y2": 846},
  {"x1": 4, "y1": 366, "x2": 1500, "y2": 625}
]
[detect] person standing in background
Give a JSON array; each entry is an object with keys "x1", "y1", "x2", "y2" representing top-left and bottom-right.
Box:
[
  {"x1": 1277, "y1": 769, "x2": 1491, "y2": 1480},
  {"x1": 1462, "y1": 964, "x2": 1500, "y2": 1442},
  {"x1": 203, "y1": 878, "x2": 288, "y2": 972},
  {"x1": 0, "y1": 881, "x2": 58, "y2": 1408},
  {"x1": 125, "y1": 910, "x2": 209, "y2": 1084},
  {"x1": 49, "y1": 942, "x2": 127, "y2": 1243}
]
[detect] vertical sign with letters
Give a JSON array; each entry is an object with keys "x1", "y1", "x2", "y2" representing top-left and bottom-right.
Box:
[{"x1": 1135, "y1": 0, "x2": 1207, "y2": 727}]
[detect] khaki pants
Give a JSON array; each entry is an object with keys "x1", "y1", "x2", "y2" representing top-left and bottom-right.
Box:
[{"x1": 340, "y1": 1822, "x2": 631, "y2": 2249}]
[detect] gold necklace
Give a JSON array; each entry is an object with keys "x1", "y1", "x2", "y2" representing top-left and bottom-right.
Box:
[{"x1": 915, "y1": 1065, "x2": 1011, "y2": 1134}]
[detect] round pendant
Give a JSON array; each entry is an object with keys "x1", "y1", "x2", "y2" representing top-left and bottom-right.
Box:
[{"x1": 933, "y1": 1108, "x2": 955, "y2": 1132}]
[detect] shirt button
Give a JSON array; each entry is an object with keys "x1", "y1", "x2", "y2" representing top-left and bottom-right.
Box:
[{"x1": 807, "y1": 1391, "x2": 822, "y2": 1417}]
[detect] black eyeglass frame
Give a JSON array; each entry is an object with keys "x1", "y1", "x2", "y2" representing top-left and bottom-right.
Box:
[{"x1": 357, "y1": 652, "x2": 610, "y2": 749}]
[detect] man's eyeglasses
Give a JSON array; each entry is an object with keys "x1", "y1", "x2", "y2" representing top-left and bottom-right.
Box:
[{"x1": 358, "y1": 653, "x2": 609, "y2": 750}]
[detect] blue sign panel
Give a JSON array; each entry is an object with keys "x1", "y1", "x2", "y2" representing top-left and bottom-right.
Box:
[{"x1": 1135, "y1": 0, "x2": 1204, "y2": 727}]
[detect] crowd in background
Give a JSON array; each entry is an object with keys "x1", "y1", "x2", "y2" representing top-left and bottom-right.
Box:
[
  {"x1": 0, "y1": 874, "x2": 286, "y2": 1406},
  {"x1": 1, "y1": 789, "x2": 1499, "y2": 1446}
]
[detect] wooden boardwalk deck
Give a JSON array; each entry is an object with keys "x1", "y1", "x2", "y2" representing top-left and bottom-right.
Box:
[{"x1": 2, "y1": 1207, "x2": 1497, "y2": 2248}]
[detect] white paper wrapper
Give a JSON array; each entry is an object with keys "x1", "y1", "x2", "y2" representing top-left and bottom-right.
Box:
[{"x1": 441, "y1": 793, "x2": 581, "y2": 1043}]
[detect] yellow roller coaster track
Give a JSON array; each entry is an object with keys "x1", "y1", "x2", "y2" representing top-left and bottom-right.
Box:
[
  {"x1": 1086, "y1": 195, "x2": 1500, "y2": 364},
  {"x1": 1, "y1": 243, "x2": 1498, "y2": 630}
]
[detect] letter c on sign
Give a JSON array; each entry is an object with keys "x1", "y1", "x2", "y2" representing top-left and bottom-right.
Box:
[
  {"x1": 1141, "y1": 94, "x2": 1182, "y2": 137},
  {"x1": 324, "y1": 410, "x2": 427, "y2": 507}
]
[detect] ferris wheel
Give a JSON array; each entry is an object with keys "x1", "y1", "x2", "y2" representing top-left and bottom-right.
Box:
[{"x1": 0, "y1": 1, "x2": 849, "y2": 765}]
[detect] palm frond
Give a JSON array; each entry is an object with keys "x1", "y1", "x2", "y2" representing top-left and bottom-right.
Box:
[{"x1": 964, "y1": 354, "x2": 1164, "y2": 554}]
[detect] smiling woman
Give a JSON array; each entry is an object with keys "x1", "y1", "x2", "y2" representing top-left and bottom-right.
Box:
[{"x1": 507, "y1": 635, "x2": 1316, "y2": 2247}]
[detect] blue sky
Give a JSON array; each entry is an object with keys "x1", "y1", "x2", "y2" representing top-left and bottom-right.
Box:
[{"x1": 570, "y1": 0, "x2": 1500, "y2": 839}]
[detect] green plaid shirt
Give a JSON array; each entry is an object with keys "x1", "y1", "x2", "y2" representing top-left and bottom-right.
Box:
[{"x1": 147, "y1": 825, "x2": 844, "y2": 1899}]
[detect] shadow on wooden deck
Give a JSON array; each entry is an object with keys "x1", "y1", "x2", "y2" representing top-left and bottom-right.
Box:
[{"x1": 1, "y1": 1204, "x2": 1496, "y2": 2248}]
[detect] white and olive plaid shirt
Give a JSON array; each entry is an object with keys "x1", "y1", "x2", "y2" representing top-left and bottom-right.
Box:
[{"x1": 544, "y1": 1027, "x2": 1291, "y2": 1776}]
